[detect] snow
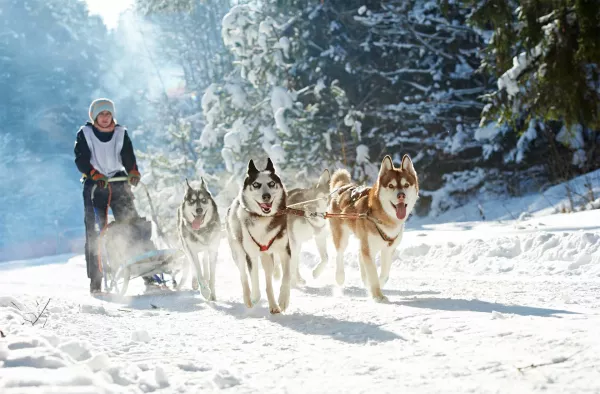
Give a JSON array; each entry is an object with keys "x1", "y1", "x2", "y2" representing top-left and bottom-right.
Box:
[
  {"x1": 505, "y1": 119, "x2": 538, "y2": 164},
  {"x1": 277, "y1": 37, "x2": 290, "y2": 58},
  {"x1": 556, "y1": 124, "x2": 587, "y2": 168},
  {"x1": 447, "y1": 124, "x2": 467, "y2": 155},
  {"x1": 355, "y1": 144, "x2": 370, "y2": 164},
  {"x1": 556, "y1": 124, "x2": 585, "y2": 150},
  {"x1": 421, "y1": 168, "x2": 487, "y2": 218},
  {"x1": 1, "y1": 179, "x2": 600, "y2": 393},
  {"x1": 221, "y1": 5, "x2": 253, "y2": 57},
  {"x1": 474, "y1": 122, "x2": 502, "y2": 142},
  {"x1": 224, "y1": 83, "x2": 248, "y2": 109},
  {"x1": 417, "y1": 168, "x2": 600, "y2": 224},
  {"x1": 497, "y1": 44, "x2": 543, "y2": 96},
  {"x1": 270, "y1": 86, "x2": 294, "y2": 114},
  {"x1": 274, "y1": 107, "x2": 291, "y2": 136}
]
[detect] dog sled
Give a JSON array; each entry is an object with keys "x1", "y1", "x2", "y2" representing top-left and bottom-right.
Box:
[{"x1": 93, "y1": 177, "x2": 184, "y2": 296}]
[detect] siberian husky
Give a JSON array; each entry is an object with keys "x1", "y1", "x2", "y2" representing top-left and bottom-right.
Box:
[
  {"x1": 225, "y1": 158, "x2": 292, "y2": 314},
  {"x1": 286, "y1": 169, "x2": 331, "y2": 286},
  {"x1": 316, "y1": 155, "x2": 419, "y2": 302},
  {"x1": 177, "y1": 178, "x2": 221, "y2": 300}
]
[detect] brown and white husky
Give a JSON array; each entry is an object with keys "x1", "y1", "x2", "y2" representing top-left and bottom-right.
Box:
[{"x1": 313, "y1": 155, "x2": 419, "y2": 302}]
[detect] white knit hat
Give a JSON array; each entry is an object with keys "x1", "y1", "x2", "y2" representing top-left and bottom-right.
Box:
[{"x1": 89, "y1": 98, "x2": 116, "y2": 122}]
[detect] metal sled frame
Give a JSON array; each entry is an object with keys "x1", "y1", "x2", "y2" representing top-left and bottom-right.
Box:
[
  {"x1": 92, "y1": 177, "x2": 184, "y2": 295},
  {"x1": 100, "y1": 245, "x2": 184, "y2": 295}
]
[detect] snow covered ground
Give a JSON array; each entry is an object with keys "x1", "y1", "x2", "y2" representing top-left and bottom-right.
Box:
[{"x1": 1, "y1": 203, "x2": 600, "y2": 392}]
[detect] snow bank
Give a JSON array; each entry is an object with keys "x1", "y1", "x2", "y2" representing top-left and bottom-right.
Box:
[
  {"x1": 396, "y1": 230, "x2": 600, "y2": 278},
  {"x1": 0, "y1": 300, "x2": 174, "y2": 393},
  {"x1": 416, "y1": 168, "x2": 600, "y2": 224},
  {"x1": 0, "y1": 328, "x2": 126, "y2": 393}
]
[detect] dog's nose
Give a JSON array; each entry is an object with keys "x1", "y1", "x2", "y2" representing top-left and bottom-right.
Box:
[
  {"x1": 196, "y1": 207, "x2": 203, "y2": 215},
  {"x1": 397, "y1": 192, "x2": 405, "y2": 201},
  {"x1": 262, "y1": 193, "x2": 271, "y2": 202}
]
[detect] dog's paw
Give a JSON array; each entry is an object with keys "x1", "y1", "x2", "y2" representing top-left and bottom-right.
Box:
[
  {"x1": 373, "y1": 294, "x2": 389, "y2": 304},
  {"x1": 200, "y1": 284, "x2": 212, "y2": 300},
  {"x1": 312, "y1": 263, "x2": 326, "y2": 279},
  {"x1": 208, "y1": 286, "x2": 216, "y2": 301},
  {"x1": 295, "y1": 275, "x2": 306, "y2": 286},
  {"x1": 278, "y1": 288, "x2": 290, "y2": 312},
  {"x1": 269, "y1": 305, "x2": 282, "y2": 315},
  {"x1": 251, "y1": 295, "x2": 261, "y2": 306},
  {"x1": 335, "y1": 269, "x2": 345, "y2": 286},
  {"x1": 291, "y1": 277, "x2": 305, "y2": 288}
]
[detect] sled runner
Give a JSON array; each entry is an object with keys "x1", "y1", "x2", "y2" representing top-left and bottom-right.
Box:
[{"x1": 92, "y1": 177, "x2": 184, "y2": 295}]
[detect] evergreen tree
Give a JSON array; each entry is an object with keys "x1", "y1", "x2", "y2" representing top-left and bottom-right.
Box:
[
  {"x1": 468, "y1": 0, "x2": 600, "y2": 177},
  {"x1": 123, "y1": 1, "x2": 235, "y2": 237},
  {"x1": 200, "y1": 1, "x2": 358, "y2": 193}
]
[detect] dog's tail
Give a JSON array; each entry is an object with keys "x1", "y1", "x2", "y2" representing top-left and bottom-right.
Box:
[{"x1": 330, "y1": 169, "x2": 351, "y2": 192}]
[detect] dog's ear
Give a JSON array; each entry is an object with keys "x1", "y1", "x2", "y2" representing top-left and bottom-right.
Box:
[
  {"x1": 199, "y1": 177, "x2": 212, "y2": 195},
  {"x1": 185, "y1": 178, "x2": 193, "y2": 190},
  {"x1": 265, "y1": 157, "x2": 275, "y2": 173},
  {"x1": 247, "y1": 159, "x2": 259, "y2": 175},
  {"x1": 317, "y1": 169, "x2": 330, "y2": 189},
  {"x1": 379, "y1": 155, "x2": 394, "y2": 178},
  {"x1": 401, "y1": 154, "x2": 415, "y2": 175}
]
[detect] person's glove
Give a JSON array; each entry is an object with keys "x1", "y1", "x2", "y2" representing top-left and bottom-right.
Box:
[
  {"x1": 90, "y1": 169, "x2": 108, "y2": 189},
  {"x1": 128, "y1": 169, "x2": 141, "y2": 187}
]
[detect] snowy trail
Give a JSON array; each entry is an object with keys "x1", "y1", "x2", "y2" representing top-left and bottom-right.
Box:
[{"x1": 1, "y1": 212, "x2": 600, "y2": 393}]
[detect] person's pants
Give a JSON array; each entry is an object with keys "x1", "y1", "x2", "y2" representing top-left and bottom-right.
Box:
[{"x1": 83, "y1": 179, "x2": 139, "y2": 282}]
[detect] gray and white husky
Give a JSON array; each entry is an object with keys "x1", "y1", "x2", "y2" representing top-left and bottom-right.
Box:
[
  {"x1": 286, "y1": 169, "x2": 331, "y2": 286},
  {"x1": 177, "y1": 178, "x2": 220, "y2": 300},
  {"x1": 225, "y1": 158, "x2": 291, "y2": 314}
]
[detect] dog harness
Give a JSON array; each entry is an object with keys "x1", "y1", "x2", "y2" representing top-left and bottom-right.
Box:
[
  {"x1": 367, "y1": 211, "x2": 401, "y2": 247},
  {"x1": 333, "y1": 184, "x2": 401, "y2": 247},
  {"x1": 248, "y1": 226, "x2": 284, "y2": 252}
]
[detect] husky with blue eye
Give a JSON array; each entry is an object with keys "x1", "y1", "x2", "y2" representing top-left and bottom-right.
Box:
[
  {"x1": 176, "y1": 178, "x2": 221, "y2": 300},
  {"x1": 225, "y1": 158, "x2": 292, "y2": 314}
]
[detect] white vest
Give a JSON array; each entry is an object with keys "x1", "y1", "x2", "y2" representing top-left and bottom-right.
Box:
[{"x1": 82, "y1": 125, "x2": 126, "y2": 177}]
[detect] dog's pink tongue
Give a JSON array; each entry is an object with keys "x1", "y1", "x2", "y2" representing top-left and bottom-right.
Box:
[
  {"x1": 396, "y1": 204, "x2": 407, "y2": 220},
  {"x1": 259, "y1": 203, "x2": 272, "y2": 211},
  {"x1": 192, "y1": 216, "x2": 203, "y2": 230}
]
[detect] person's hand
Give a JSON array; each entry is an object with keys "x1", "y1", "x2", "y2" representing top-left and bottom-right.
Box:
[
  {"x1": 128, "y1": 169, "x2": 141, "y2": 187},
  {"x1": 90, "y1": 169, "x2": 108, "y2": 189}
]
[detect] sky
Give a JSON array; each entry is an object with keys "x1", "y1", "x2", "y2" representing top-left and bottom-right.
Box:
[{"x1": 83, "y1": 0, "x2": 134, "y2": 29}]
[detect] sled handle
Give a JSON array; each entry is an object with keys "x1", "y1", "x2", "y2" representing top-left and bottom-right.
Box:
[
  {"x1": 107, "y1": 176, "x2": 129, "y2": 183},
  {"x1": 90, "y1": 177, "x2": 130, "y2": 204}
]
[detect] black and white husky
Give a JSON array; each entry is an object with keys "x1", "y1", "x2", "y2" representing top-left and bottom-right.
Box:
[
  {"x1": 225, "y1": 158, "x2": 291, "y2": 314},
  {"x1": 177, "y1": 178, "x2": 220, "y2": 300},
  {"x1": 286, "y1": 169, "x2": 330, "y2": 286}
]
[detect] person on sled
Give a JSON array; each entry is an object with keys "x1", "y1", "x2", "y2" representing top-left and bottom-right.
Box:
[{"x1": 74, "y1": 98, "x2": 152, "y2": 293}]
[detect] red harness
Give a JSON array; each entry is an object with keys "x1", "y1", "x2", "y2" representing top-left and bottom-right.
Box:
[{"x1": 248, "y1": 227, "x2": 283, "y2": 252}]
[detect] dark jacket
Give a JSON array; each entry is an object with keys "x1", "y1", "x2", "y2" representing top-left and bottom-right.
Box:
[{"x1": 74, "y1": 122, "x2": 138, "y2": 177}]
